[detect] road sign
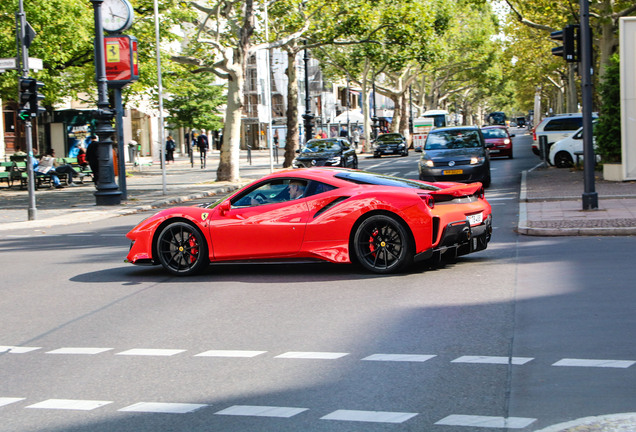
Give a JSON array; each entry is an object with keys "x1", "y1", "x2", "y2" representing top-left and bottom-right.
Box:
[{"x1": 0, "y1": 58, "x2": 17, "y2": 72}]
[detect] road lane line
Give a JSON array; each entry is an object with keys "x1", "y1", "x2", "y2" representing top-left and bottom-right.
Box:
[
  {"x1": 116, "y1": 348, "x2": 186, "y2": 357},
  {"x1": 0, "y1": 398, "x2": 25, "y2": 407},
  {"x1": 46, "y1": 347, "x2": 113, "y2": 355},
  {"x1": 195, "y1": 350, "x2": 266, "y2": 358},
  {"x1": 0, "y1": 346, "x2": 41, "y2": 354}
]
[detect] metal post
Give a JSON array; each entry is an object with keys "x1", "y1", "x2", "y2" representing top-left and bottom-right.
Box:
[
  {"x1": 372, "y1": 71, "x2": 379, "y2": 140},
  {"x1": 302, "y1": 42, "x2": 313, "y2": 143},
  {"x1": 113, "y1": 88, "x2": 127, "y2": 200},
  {"x1": 580, "y1": 0, "x2": 598, "y2": 210},
  {"x1": 153, "y1": 0, "x2": 167, "y2": 195},
  {"x1": 17, "y1": 0, "x2": 37, "y2": 220},
  {"x1": 91, "y1": 0, "x2": 122, "y2": 206}
]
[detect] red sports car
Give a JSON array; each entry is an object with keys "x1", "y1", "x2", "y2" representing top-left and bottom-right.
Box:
[
  {"x1": 481, "y1": 125, "x2": 515, "y2": 159},
  {"x1": 125, "y1": 168, "x2": 492, "y2": 276}
]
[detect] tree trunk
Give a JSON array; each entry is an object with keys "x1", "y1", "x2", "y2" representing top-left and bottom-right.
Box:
[
  {"x1": 217, "y1": 72, "x2": 244, "y2": 181},
  {"x1": 284, "y1": 49, "x2": 300, "y2": 168}
]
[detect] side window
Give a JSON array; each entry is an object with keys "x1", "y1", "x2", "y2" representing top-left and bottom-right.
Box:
[
  {"x1": 305, "y1": 181, "x2": 337, "y2": 197},
  {"x1": 562, "y1": 118, "x2": 583, "y2": 130},
  {"x1": 231, "y1": 179, "x2": 308, "y2": 207},
  {"x1": 544, "y1": 119, "x2": 566, "y2": 131}
]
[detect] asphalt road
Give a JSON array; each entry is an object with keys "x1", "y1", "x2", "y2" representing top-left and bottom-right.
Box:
[{"x1": 1, "y1": 129, "x2": 635, "y2": 432}]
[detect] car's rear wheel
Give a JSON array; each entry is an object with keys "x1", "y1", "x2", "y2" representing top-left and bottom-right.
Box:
[
  {"x1": 156, "y1": 221, "x2": 209, "y2": 276},
  {"x1": 352, "y1": 215, "x2": 413, "y2": 273},
  {"x1": 554, "y1": 151, "x2": 574, "y2": 168}
]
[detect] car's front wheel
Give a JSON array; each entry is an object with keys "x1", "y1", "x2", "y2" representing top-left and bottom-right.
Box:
[
  {"x1": 352, "y1": 214, "x2": 413, "y2": 273},
  {"x1": 554, "y1": 151, "x2": 574, "y2": 168},
  {"x1": 156, "y1": 221, "x2": 209, "y2": 276}
]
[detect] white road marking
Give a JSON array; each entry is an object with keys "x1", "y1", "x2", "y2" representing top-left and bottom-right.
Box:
[
  {"x1": 0, "y1": 346, "x2": 40, "y2": 354},
  {"x1": 0, "y1": 397, "x2": 25, "y2": 407},
  {"x1": 26, "y1": 399, "x2": 112, "y2": 411},
  {"x1": 452, "y1": 356, "x2": 534, "y2": 365},
  {"x1": 275, "y1": 351, "x2": 349, "y2": 359},
  {"x1": 321, "y1": 409, "x2": 418, "y2": 423},
  {"x1": 553, "y1": 358, "x2": 636, "y2": 368},
  {"x1": 362, "y1": 354, "x2": 436, "y2": 362},
  {"x1": 46, "y1": 347, "x2": 112, "y2": 355},
  {"x1": 435, "y1": 414, "x2": 537, "y2": 428},
  {"x1": 116, "y1": 348, "x2": 186, "y2": 357},
  {"x1": 195, "y1": 350, "x2": 266, "y2": 358},
  {"x1": 215, "y1": 405, "x2": 308, "y2": 418},
  {"x1": 119, "y1": 402, "x2": 208, "y2": 414}
]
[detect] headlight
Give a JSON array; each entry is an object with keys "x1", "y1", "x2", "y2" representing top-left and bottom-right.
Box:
[
  {"x1": 327, "y1": 156, "x2": 341, "y2": 165},
  {"x1": 398, "y1": 143, "x2": 405, "y2": 148},
  {"x1": 470, "y1": 156, "x2": 485, "y2": 165},
  {"x1": 373, "y1": 144, "x2": 380, "y2": 149},
  {"x1": 422, "y1": 159, "x2": 435, "y2": 168},
  {"x1": 503, "y1": 138, "x2": 511, "y2": 145}
]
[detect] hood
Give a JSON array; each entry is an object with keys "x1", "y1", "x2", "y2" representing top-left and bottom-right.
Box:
[
  {"x1": 296, "y1": 151, "x2": 339, "y2": 160},
  {"x1": 423, "y1": 148, "x2": 484, "y2": 160}
]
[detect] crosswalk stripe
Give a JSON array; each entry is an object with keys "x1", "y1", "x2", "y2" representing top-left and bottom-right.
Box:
[
  {"x1": 435, "y1": 414, "x2": 537, "y2": 428},
  {"x1": 26, "y1": 399, "x2": 112, "y2": 411},
  {"x1": 46, "y1": 347, "x2": 112, "y2": 355},
  {"x1": 0, "y1": 398, "x2": 25, "y2": 407},
  {"x1": 119, "y1": 402, "x2": 208, "y2": 414},
  {"x1": 0, "y1": 346, "x2": 40, "y2": 354},
  {"x1": 275, "y1": 351, "x2": 348, "y2": 359},
  {"x1": 116, "y1": 348, "x2": 186, "y2": 356},
  {"x1": 362, "y1": 354, "x2": 436, "y2": 362},
  {"x1": 215, "y1": 405, "x2": 308, "y2": 418},
  {"x1": 195, "y1": 350, "x2": 266, "y2": 358},
  {"x1": 553, "y1": 358, "x2": 635, "y2": 368},
  {"x1": 321, "y1": 409, "x2": 418, "y2": 423},
  {"x1": 452, "y1": 356, "x2": 534, "y2": 365}
]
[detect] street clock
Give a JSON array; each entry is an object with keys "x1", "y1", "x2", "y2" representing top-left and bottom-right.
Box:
[{"x1": 102, "y1": 0, "x2": 134, "y2": 33}]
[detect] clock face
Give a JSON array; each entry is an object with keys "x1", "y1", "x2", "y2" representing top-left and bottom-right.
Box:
[{"x1": 102, "y1": 0, "x2": 133, "y2": 33}]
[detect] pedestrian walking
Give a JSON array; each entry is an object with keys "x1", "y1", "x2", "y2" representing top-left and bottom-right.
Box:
[
  {"x1": 165, "y1": 135, "x2": 175, "y2": 163},
  {"x1": 86, "y1": 136, "x2": 99, "y2": 184},
  {"x1": 197, "y1": 132, "x2": 209, "y2": 169}
]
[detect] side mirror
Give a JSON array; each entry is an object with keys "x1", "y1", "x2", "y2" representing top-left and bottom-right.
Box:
[
  {"x1": 218, "y1": 200, "x2": 231, "y2": 216},
  {"x1": 510, "y1": 134, "x2": 516, "y2": 138},
  {"x1": 485, "y1": 142, "x2": 494, "y2": 149},
  {"x1": 295, "y1": 149, "x2": 300, "y2": 153}
]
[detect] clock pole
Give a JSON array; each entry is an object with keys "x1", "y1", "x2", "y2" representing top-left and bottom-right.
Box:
[{"x1": 90, "y1": 0, "x2": 122, "y2": 205}]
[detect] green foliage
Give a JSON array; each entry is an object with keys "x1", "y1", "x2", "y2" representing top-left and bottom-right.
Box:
[
  {"x1": 595, "y1": 54, "x2": 621, "y2": 163},
  {"x1": 163, "y1": 70, "x2": 225, "y2": 131}
]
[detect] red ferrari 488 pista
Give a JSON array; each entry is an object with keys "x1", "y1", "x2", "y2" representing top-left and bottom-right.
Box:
[{"x1": 126, "y1": 168, "x2": 492, "y2": 276}]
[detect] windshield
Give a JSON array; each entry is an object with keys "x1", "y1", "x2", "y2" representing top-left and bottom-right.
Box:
[
  {"x1": 335, "y1": 171, "x2": 440, "y2": 191},
  {"x1": 376, "y1": 134, "x2": 403, "y2": 143},
  {"x1": 302, "y1": 139, "x2": 342, "y2": 153},
  {"x1": 425, "y1": 129, "x2": 482, "y2": 150},
  {"x1": 481, "y1": 128, "x2": 508, "y2": 139}
]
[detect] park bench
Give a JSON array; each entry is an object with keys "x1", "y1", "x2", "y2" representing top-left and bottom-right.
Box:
[
  {"x1": 63, "y1": 157, "x2": 94, "y2": 183},
  {"x1": 0, "y1": 161, "x2": 21, "y2": 188}
]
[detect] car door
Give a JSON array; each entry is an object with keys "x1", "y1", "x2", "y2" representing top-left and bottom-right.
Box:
[{"x1": 210, "y1": 179, "x2": 310, "y2": 260}]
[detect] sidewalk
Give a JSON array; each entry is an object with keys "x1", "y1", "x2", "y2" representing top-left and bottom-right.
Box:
[
  {"x1": 1, "y1": 152, "x2": 635, "y2": 236},
  {"x1": 0, "y1": 150, "x2": 277, "y2": 232},
  {"x1": 518, "y1": 163, "x2": 636, "y2": 236}
]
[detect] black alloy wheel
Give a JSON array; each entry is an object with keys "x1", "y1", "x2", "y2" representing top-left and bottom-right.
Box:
[
  {"x1": 353, "y1": 215, "x2": 413, "y2": 273},
  {"x1": 554, "y1": 152, "x2": 574, "y2": 168},
  {"x1": 156, "y1": 221, "x2": 209, "y2": 276}
]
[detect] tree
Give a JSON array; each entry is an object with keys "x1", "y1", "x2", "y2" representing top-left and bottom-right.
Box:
[{"x1": 595, "y1": 54, "x2": 621, "y2": 163}]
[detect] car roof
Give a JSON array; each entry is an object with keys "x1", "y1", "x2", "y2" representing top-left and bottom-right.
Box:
[{"x1": 430, "y1": 126, "x2": 479, "y2": 132}]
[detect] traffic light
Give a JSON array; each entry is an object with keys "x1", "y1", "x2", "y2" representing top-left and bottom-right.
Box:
[
  {"x1": 18, "y1": 77, "x2": 45, "y2": 120},
  {"x1": 550, "y1": 25, "x2": 579, "y2": 62}
]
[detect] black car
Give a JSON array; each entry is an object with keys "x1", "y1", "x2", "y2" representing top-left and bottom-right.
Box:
[
  {"x1": 372, "y1": 133, "x2": 409, "y2": 158},
  {"x1": 293, "y1": 138, "x2": 358, "y2": 169},
  {"x1": 418, "y1": 126, "x2": 492, "y2": 188}
]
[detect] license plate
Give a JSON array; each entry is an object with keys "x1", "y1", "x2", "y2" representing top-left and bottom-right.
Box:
[
  {"x1": 466, "y1": 212, "x2": 483, "y2": 226},
  {"x1": 442, "y1": 169, "x2": 463, "y2": 175},
  {"x1": 490, "y1": 149, "x2": 500, "y2": 153}
]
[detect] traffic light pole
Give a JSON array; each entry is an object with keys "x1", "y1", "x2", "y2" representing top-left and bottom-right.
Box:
[
  {"x1": 16, "y1": 0, "x2": 36, "y2": 220},
  {"x1": 580, "y1": 0, "x2": 598, "y2": 210}
]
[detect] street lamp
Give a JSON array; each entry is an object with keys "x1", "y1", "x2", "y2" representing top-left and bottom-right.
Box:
[{"x1": 91, "y1": 0, "x2": 121, "y2": 205}]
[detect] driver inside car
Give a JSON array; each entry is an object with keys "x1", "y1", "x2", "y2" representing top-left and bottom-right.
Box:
[{"x1": 250, "y1": 180, "x2": 306, "y2": 205}]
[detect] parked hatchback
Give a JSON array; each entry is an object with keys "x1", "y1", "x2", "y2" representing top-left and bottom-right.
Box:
[
  {"x1": 293, "y1": 138, "x2": 358, "y2": 169},
  {"x1": 481, "y1": 126, "x2": 515, "y2": 159},
  {"x1": 372, "y1": 133, "x2": 409, "y2": 158},
  {"x1": 419, "y1": 126, "x2": 491, "y2": 188},
  {"x1": 548, "y1": 120, "x2": 599, "y2": 168}
]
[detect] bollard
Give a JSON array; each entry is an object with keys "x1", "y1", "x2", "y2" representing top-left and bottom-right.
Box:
[{"x1": 539, "y1": 135, "x2": 548, "y2": 167}]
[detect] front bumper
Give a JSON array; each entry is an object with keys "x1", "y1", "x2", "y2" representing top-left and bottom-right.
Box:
[{"x1": 419, "y1": 164, "x2": 488, "y2": 184}]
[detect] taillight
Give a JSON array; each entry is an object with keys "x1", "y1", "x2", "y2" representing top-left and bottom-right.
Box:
[
  {"x1": 532, "y1": 127, "x2": 536, "y2": 141},
  {"x1": 419, "y1": 194, "x2": 435, "y2": 209}
]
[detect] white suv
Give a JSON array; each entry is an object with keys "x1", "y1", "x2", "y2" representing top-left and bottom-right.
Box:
[{"x1": 532, "y1": 113, "x2": 597, "y2": 156}]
